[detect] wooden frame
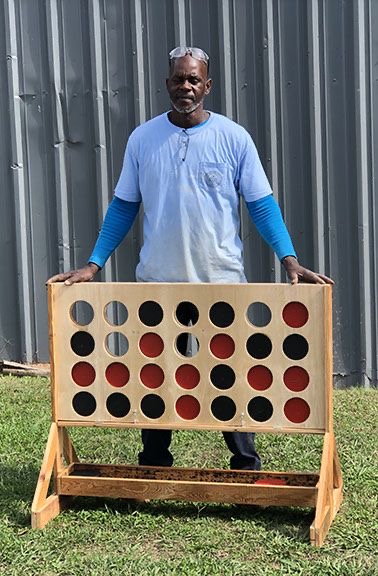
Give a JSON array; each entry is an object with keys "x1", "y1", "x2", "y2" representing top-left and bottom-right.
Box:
[{"x1": 32, "y1": 283, "x2": 343, "y2": 545}]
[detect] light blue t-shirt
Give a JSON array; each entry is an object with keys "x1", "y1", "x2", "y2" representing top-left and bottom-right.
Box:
[{"x1": 115, "y1": 112, "x2": 272, "y2": 283}]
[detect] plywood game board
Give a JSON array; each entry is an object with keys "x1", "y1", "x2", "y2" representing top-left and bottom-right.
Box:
[{"x1": 32, "y1": 283, "x2": 343, "y2": 545}]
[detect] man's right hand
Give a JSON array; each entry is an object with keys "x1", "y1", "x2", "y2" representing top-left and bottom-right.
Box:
[{"x1": 46, "y1": 262, "x2": 100, "y2": 286}]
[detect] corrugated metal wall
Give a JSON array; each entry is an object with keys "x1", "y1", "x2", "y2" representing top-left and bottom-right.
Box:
[{"x1": 0, "y1": 0, "x2": 376, "y2": 387}]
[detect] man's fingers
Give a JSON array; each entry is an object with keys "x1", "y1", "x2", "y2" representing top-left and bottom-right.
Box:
[{"x1": 46, "y1": 272, "x2": 73, "y2": 284}]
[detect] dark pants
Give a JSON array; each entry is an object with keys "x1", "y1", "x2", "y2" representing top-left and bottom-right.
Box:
[
  {"x1": 138, "y1": 302, "x2": 261, "y2": 471},
  {"x1": 138, "y1": 429, "x2": 261, "y2": 470}
]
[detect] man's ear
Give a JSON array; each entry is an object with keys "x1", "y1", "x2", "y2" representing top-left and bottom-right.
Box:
[{"x1": 205, "y1": 78, "x2": 212, "y2": 96}]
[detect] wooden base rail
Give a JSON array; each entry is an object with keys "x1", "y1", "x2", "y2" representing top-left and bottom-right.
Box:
[{"x1": 32, "y1": 424, "x2": 343, "y2": 546}]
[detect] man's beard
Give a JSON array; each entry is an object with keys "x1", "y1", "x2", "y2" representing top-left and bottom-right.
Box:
[{"x1": 170, "y1": 98, "x2": 202, "y2": 114}]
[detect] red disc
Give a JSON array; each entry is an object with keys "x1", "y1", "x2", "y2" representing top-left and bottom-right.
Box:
[
  {"x1": 254, "y1": 478, "x2": 287, "y2": 486},
  {"x1": 175, "y1": 364, "x2": 200, "y2": 389},
  {"x1": 247, "y1": 365, "x2": 273, "y2": 390},
  {"x1": 283, "y1": 366, "x2": 309, "y2": 392},
  {"x1": 139, "y1": 333, "x2": 164, "y2": 358},
  {"x1": 140, "y1": 364, "x2": 165, "y2": 389},
  {"x1": 71, "y1": 362, "x2": 96, "y2": 387},
  {"x1": 282, "y1": 302, "x2": 309, "y2": 328},
  {"x1": 210, "y1": 334, "x2": 235, "y2": 359},
  {"x1": 105, "y1": 362, "x2": 130, "y2": 387},
  {"x1": 175, "y1": 395, "x2": 200, "y2": 420},
  {"x1": 284, "y1": 398, "x2": 310, "y2": 423}
]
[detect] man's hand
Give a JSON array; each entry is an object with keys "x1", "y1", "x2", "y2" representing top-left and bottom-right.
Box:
[
  {"x1": 46, "y1": 263, "x2": 100, "y2": 286},
  {"x1": 282, "y1": 256, "x2": 334, "y2": 285}
]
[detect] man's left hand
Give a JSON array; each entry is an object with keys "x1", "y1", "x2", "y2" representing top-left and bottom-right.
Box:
[{"x1": 282, "y1": 256, "x2": 334, "y2": 285}]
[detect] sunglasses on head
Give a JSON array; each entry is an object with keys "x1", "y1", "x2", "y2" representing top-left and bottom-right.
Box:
[{"x1": 169, "y1": 47, "x2": 210, "y2": 67}]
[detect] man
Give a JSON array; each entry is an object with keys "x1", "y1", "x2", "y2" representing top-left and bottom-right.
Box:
[{"x1": 48, "y1": 47, "x2": 333, "y2": 470}]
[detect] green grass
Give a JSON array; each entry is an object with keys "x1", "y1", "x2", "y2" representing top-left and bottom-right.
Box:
[{"x1": 0, "y1": 376, "x2": 377, "y2": 575}]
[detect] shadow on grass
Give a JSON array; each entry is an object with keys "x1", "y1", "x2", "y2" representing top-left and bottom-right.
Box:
[
  {"x1": 0, "y1": 462, "x2": 40, "y2": 528},
  {"x1": 0, "y1": 461, "x2": 315, "y2": 542},
  {"x1": 67, "y1": 495, "x2": 315, "y2": 543}
]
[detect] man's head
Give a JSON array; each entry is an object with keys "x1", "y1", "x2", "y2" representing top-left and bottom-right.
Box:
[{"x1": 166, "y1": 47, "x2": 212, "y2": 116}]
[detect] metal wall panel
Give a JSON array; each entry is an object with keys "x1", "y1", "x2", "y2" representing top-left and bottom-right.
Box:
[{"x1": 0, "y1": 0, "x2": 376, "y2": 387}]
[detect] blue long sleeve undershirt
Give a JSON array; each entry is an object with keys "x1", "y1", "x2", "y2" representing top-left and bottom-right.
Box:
[
  {"x1": 88, "y1": 193, "x2": 296, "y2": 269},
  {"x1": 88, "y1": 196, "x2": 141, "y2": 268},
  {"x1": 246, "y1": 194, "x2": 297, "y2": 262}
]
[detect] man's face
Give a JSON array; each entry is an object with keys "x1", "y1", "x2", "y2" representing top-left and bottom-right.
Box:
[{"x1": 166, "y1": 55, "x2": 212, "y2": 114}]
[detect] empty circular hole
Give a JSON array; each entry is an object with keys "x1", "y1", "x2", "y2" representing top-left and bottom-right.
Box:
[
  {"x1": 72, "y1": 391, "x2": 96, "y2": 417},
  {"x1": 70, "y1": 301, "x2": 94, "y2": 326},
  {"x1": 175, "y1": 333, "x2": 199, "y2": 357},
  {"x1": 104, "y1": 301, "x2": 128, "y2": 326},
  {"x1": 246, "y1": 334, "x2": 272, "y2": 359},
  {"x1": 247, "y1": 366, "x2": 273, "y2": 391},
  {"x1": 175, "y1": 364, "x2": 200, "y2": 389},
  {"x1": 282, "y1": 302, "x2": 309, "y2": 328},
  {"x1": 176, "y1": 395, "x2": 201, "y2": 420},
  {"x1": 247, "y1": 396, "x2": 273, "y2": 422},
  {"x1": 246, "y1": 302, "x2": 272, "y2": 327},
  {"x1": 210, "y1": 334, "x2": 235, "y2": 359},
  {"x1": 211, "y1": 396, "x2": 236, "y2": 421},
  {"x1": 105, "y1": 362, "x2": 130, "y2": 387},
  {"x1": 140, "y1": 364, "x2": 165, "y2": 389},
  {"x1": 71, "y1": 331, "x2": 95, "y2": 357},
  {"x1": 209, "y1": 301, "x2": 235, "y2": 328},
  {"x1": 283, "y1": 366, "x2": 310, "y2": 392},
  {"x1": 71, "y1": 362, "x2": 96, "y2": 386},
  {"x1": 106, "y1": 392, "x2": 130, "y2": 418},
  {"x1": 138, "y1": 301, "x2": 163, "y2": 326},
  {"x1": 283, "y1": 334, "x2": 309, "y2": 360},
  {"x1": 175, "y1": 302, "x2": 199, "y2": 326},
  {"x1": 284, "y1": 398, "x2": 310, "y2": 423},
  {"x1": 210, "y1": 365, "x2": 236, "y2": 390},
  {"x1": 139, "y1": 333, "x2": 164, "y2": 358},
  {"x1": 140, "y1": 394, "x2": 165, "y2": 419},
  {"x1": 105, "y1": 332, "x2": 129, "y2": 356}
]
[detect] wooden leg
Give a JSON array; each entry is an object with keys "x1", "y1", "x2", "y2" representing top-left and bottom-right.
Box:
[
  {"x1": 310, "y1": 433, "x2": 342, "y2": 546},
  {"x1": 31, "y1": 424, "x2": 76, "y2": 528}
]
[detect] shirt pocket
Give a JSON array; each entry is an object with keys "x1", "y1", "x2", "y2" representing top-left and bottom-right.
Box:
[{"x1": 198, "y1": 162, "x2": 228, "y2": 195}]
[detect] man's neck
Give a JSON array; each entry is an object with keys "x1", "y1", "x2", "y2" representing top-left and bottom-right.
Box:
[{"x1": 168, "y1": 108, "x2": 209, "y2": 129}]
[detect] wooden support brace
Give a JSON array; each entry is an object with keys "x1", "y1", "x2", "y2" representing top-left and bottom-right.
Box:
[{"x1": 31, "y1": 424, "x2": 76, "y2": 528}]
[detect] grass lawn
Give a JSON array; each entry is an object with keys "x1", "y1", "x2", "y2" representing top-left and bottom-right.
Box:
[{"x1": 0, "y1": 375, "x2": 377, "y2": 575}]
